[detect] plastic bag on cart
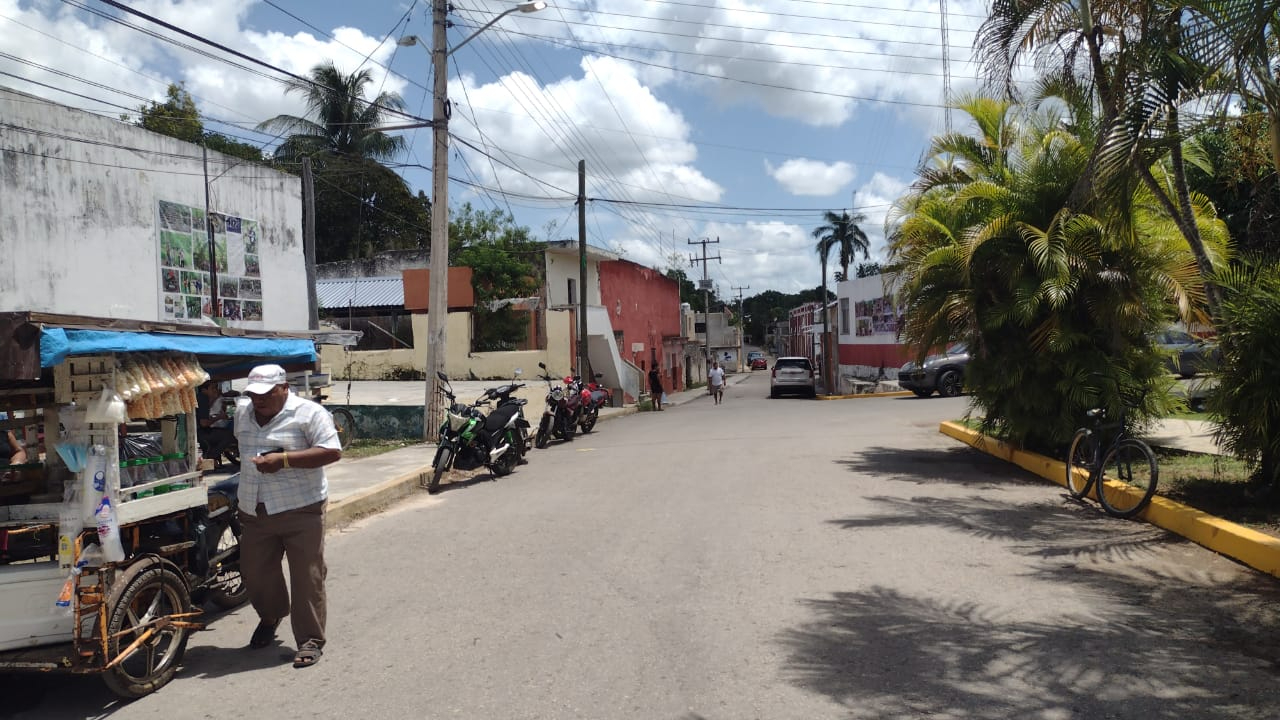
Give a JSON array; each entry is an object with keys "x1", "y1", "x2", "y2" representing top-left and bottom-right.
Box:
[
  {"x1": 85, "y1": 387, "x2": 128, "y2": 424},
  {"x1": 119, "y1": 432, "x2": 163, "y2": 460}
]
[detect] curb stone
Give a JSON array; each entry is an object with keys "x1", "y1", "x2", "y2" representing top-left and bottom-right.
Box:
[
  {"x1": 816, "y1": 390, "x2": 914, "y2": 401},
  {"x1": 939, "y1": 421, "x2": 1280, "y2": 580}
]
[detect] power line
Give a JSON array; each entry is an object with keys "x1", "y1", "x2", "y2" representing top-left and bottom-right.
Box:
[{"x1": 86, "y1": 0, "x2": 431, "y2": 125}]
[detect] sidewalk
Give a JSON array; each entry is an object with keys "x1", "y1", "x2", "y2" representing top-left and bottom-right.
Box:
[{"x1": 1145, "y1": 418, "x2": 1222, "y2": 455}]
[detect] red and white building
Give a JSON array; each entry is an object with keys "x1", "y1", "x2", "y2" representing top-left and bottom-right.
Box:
[
  {"x1": 597, "y1": 258, "x2": 686, "y2": 396},
  {"x1": 834, "y1": 274, "x2": 912, "y2": 379}
]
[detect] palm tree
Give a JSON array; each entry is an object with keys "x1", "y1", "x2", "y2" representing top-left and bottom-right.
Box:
[
  {"x1": 258, "y1": 61, "x2": 408, "y2": 163},
  {"x1": 888, "y1": 94, "x2": 1226, "y2": 447},
  {"x1": 810, "y1": 209, "x2": 870, "y2": 391}
]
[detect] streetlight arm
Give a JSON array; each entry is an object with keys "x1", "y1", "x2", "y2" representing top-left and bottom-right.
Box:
[{"x1": 447, "y1": 2, "x2": 546, "y2": 57}]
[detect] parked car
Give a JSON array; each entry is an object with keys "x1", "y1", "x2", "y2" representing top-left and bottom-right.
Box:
[
  {"x1": 1152, "y1": 328, "x2": 1219, "y2": 378},
  {"x1": 747, "y1": 351, "x2": 767, "y2": 370},
  {"x1": 770, "y1": 356, "x2": 816, "y2": 398},
  {"x1": 898, "y1": 343, "x2": 970, "y2": 398}
]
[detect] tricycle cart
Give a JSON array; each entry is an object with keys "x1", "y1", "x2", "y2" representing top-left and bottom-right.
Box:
[{"x1": 0, "y1": 313, "x2": 320, "y2": 698}]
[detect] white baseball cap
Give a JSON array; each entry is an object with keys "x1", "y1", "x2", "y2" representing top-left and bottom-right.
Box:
[{"x1": 244, "y1": 364, "x2": 288, "y2": 395}]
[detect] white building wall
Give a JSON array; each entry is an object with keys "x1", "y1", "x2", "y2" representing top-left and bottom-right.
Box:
[
  {"x1": 543, "y1": 246, "x2": 609, "y2": 307},
  {"x1": 0, "y1": 87, "x2": 308, "y2": 331}
]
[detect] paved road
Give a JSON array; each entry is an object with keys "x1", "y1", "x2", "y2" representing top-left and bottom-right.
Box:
[{"x1": 9, "y1": 374, "x2": 1280, "y2": 719}]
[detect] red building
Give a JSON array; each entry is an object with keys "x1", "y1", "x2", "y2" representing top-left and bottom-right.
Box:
[{"x1": 597, "y1": 259, "x2": 686, "y2": 391}]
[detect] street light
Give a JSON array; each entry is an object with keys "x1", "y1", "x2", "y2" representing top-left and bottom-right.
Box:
[{"x1": 399, "y1": 0, "x2": 546, "y2": 442}]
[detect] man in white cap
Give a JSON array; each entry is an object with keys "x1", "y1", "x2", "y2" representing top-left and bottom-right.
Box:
[{"x1": 233, "y1": 364, "x2": 342, "y2": 668}]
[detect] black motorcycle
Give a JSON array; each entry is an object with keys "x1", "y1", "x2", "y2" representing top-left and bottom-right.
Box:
[
  {"x1": 533, "y1": 362, "x2": 582, "y2": 449},
  {"x1": 482, "y1": 371, "x2": 532, "y2": 464},
  {"x1": 191, "y1": 474, "x2": 247, "y2": 610},
  {"x1": 428, "y1": 372, "x2": 521, "y2": 493}
]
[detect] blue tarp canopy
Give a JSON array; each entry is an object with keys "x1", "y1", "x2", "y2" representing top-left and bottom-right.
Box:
[{"x1": 40, "y1": 328, "x2": 317, "y2": 368}]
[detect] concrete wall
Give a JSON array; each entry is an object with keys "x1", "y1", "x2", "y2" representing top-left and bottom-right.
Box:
[
  {"x1": 0, "y1": 87, "x2": 307, "y2": 330},
  {"x1": 315, "y1": 250, "x2": 427, "y2": 280},
  {"x1": 320, "y1": 310, "x2": 573, "y2": 380},
  {"x1": 597, "y1": 259, "x2": 681, "y2": 372}
]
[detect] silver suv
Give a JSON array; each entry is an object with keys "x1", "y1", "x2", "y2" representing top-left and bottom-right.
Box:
[{"x1": 770, "y1": 356, "x2": 816, "y2": 398}]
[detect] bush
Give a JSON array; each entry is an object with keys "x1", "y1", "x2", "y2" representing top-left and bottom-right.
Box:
[{"x1": 1209, "y1": 261, "x2": 1280, "y2": 489}]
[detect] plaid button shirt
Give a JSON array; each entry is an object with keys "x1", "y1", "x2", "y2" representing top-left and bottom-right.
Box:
[{"x1": 234, "y1": 392, "x2": 341, "y2": 515}]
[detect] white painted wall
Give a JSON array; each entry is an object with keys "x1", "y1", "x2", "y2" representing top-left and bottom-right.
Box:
[
  {"x1": 0, "y1": 87, "x2": 308, "y2": 331},
  {"x1": 543, "y1": 244, "x2": 611, "y2": 307}
]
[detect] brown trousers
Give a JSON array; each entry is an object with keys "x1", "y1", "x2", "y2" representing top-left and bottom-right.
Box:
[{"x1": 239, "y1": 500, "x2": 327, "y2": 647}]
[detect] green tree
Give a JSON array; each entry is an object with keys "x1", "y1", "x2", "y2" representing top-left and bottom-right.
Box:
[
  {"x1": 811, "y1": 210, "x2": 870, "y2": 282},
  {"x1": 258, "y1": 62, "x2": 429, "y2": 262},
  {"x1": 448, "y1": 204, "x2": 543, "y2": 351},
  {"x1": 258, "y1": 61, "x2": 407, "y2": 163},
  {"x1": 889, "y1": 94, "x2": 1225, "y2": 449},
  {"x1": 133, "y1": 84, "x2": 264, "y2": 162}
]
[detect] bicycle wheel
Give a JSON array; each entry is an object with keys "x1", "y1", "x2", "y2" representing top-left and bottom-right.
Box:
[
  {"x1": 1096, "y1": 438, "x2": 1159, "y2": 519},
  {"x1": 1065, "y1": 428, "x2": 1097, "y2": 499},
  {"x1": 331, "y1": 408, "x2": 356, "y2": 450}
]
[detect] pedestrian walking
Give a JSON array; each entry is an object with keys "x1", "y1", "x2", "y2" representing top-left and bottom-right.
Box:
[
  {"x1": 234, "y1": 364, "x2": 343, "y2": 669},
  {"x1": 648, "y1": 366, "x2": 665, "y2": 411},
  {"x1": 708, "y1": 360, "x2": 725, "y2": 405}
]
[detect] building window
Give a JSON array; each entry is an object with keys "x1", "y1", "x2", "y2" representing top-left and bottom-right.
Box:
[
  {"x1": 614, "y1": 329, "x2": 624, "y2": 348},
  {"x1": 567, "y1": 278, "x2": 576, "y2": 306},
  {"x1": 840, "y1": 298, "x2": 850, "y2": 335}
]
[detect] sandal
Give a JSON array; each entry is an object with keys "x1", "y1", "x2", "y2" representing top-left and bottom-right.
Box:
[
  {"x1": 293, "y1": 639, "x2": 323, "y2": 669},
  {"x1": 248, "y1": 619, "x2": 281, "y2": 649}
]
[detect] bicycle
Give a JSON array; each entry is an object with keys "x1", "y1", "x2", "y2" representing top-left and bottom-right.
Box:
[
  {"x1": 1065, "y1": 385, "x2": 1159, "y2": 519},
  {"x1": 312, "y1": 389, "x2": 357, "y2": 450}
]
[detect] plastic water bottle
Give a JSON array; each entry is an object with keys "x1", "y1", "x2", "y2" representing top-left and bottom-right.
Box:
[
  {"x1": 81, "y1": 445, "x2": 108, "y2": 523},
  {"x1": 95, "y1": 496, "x2": 125, "y2": 563}
]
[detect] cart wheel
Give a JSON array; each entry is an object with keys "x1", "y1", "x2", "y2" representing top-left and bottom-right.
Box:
[
  {"x1": 207, "y1": 517, "x2": 247, "y2": 610},
  {"x1": 101, "y1": 560, "x2": 192, "y2": 699}
]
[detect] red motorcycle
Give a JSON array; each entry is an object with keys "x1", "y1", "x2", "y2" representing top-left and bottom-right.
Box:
[
  {"x1": 578, "y1": 373, "x2": 610, "y2": 433},
  {"x1": 534, "y1": 363, "x2": 583, "y2": 448}
]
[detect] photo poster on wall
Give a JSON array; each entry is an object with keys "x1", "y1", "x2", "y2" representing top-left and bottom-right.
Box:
[{"x1": 157, "y1": 200, "x2": 265, "y2": 328}]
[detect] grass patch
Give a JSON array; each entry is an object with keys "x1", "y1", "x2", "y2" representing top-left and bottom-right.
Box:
[{"x1": 342, "y1": 439, "x2": 419, "y2": 460}]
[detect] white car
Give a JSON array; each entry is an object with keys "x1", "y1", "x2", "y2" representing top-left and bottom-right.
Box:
[{"x1": 770, "y1": 356, "x2": 816, "y2": 398}]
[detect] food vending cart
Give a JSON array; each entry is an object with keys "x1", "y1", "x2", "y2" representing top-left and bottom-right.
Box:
[{"x1": 0, "y1": 312, "x2": 319, "y2": 698}]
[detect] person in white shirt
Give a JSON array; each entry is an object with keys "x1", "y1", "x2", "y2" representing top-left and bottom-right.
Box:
[
  {"x1": 708, "y1": 360, "x2": 725, "y2": 405},
  {"x1": 234, "y1": 364, "x2": 342, "y2": 668}
]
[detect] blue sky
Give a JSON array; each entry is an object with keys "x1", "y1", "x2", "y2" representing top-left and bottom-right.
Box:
[{"x1": 1, "y1": 0, "x2": 995, "y2": 296}]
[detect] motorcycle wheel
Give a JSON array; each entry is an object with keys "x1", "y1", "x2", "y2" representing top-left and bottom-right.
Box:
[
  {"x1": 535, "y1": 418, "x2": 551, "y2": 449},
  {"x1": 207, "y1": 516, "x2": 247, "y2": 610},
  {"x1": 491, "y1": 437, "x2": 518, "y2": 478},
  {"x1": 580, "y1": 408, "x2": 598, "y2": 434},
  {"x1": 561, "y1": 415, "x2": 576, "y2": 441},
  {"x1": 429, "y1": 447, "x2": 452, "y2": 494}
]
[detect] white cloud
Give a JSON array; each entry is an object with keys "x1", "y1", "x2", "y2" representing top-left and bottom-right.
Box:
[{"x1": 766, "y1": 158, "x2": 855, "y2": 196}]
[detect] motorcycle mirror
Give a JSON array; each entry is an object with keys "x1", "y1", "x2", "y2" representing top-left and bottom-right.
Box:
[
  {"x1": 514, "y1": 368, "x2": 523, "y2": 376},
  {"x1": 538, "y1": 362, "x2": 547, "y2": 370},
  {"x1": 436, "y1": 371, "x2": 449, "y2": 382}
]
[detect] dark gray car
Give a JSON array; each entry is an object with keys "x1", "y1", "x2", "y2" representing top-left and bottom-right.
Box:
[
  {"x1": 1153, "y1": 328, "x2": 1219, "y2": 378},
  {"x1": 898, "y1": 343, "x2": 970, "y2": 398}
]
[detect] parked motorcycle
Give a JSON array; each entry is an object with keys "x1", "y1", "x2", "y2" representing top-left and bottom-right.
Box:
[
  {"x1": 534, "y1": 362, "x2": 582, "y2": 448},
  {"x1": 190, "y1": 474, "x2": 247, "y2": 610},
  {"x1": 578, "y1": 373, "x2": 610, "y2": 433},
  {"x1": 428, "y1": 372, "x2": 521, "y2": 493},
  {"x1": 482, "y1": 369, "x2": 532, "y2": 464}
]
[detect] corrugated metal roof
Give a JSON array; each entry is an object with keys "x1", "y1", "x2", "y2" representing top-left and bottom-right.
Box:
[{"x1": 316, "y1": 276, "x2": 404, "y2": 309}]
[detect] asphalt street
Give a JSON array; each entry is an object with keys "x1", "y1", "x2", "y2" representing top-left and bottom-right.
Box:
[{"x1": 8, "y1": 373, "x2": 1280, "y2": 719}]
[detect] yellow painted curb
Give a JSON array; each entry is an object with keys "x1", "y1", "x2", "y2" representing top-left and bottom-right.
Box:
[
  {"x1": 940, "y1": 421, "x2": 1280, "y2": 579},
  {"x1": 817, "y1": 390, "x2": 914, "y2": 401}
]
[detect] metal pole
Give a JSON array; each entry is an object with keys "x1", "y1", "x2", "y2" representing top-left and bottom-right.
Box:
[
  {"x1": 423, "y1": 0, "x2": 450, "y2": 442},
  {"x1": 577, "y1": 160, "x2": 589, "y2": 378},
  {"x1": 201, "y1": 144, "x2": 220, "y2": 319},
  {"x1": 301, "y1": 156, "x2": 319, "y2": 330}
]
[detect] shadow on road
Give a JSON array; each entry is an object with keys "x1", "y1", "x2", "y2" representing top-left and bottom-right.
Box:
[
  {"x1": 836, "y1": 445, "x2": 1038, "y2": 487},
  {"x1": 777, "y1": 573, "x2": 1280, "y2": 718}
]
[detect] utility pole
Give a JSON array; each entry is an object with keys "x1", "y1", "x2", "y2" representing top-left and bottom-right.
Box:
[
  {"x1": 422, "y1": 0, "x2": 451, "y2": 442},
  {"x1": 732, "y1": 285, "x2": 749, "y2": 372},
  {"x1": 577, "y1": 160, "x2": 589, "y2": 379},
  {"x1": 688, "y1": 237, "x2": 720, "y2": 363},
  {"x1": 301, "y1": 156, "x2": 319, "y2": 330},
  {"x1": 201, "y1": 144, "x2": 220, "y2": 320}
]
